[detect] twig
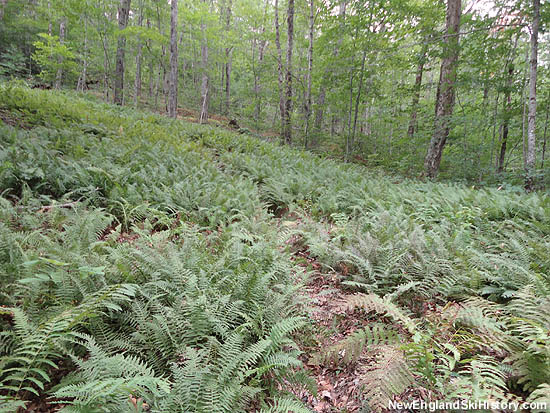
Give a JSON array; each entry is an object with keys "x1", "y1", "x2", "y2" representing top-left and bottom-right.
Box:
[{"x1": 38, "y1": 202, "x2": 78, "y2": 213}]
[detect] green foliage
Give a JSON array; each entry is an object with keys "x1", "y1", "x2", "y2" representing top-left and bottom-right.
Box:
[
  {"x1": 310, "y1": 324, "x2": 401, "y2": 366},
  {"x1": 0, "y1": 83, "x2": 309, "y2": 411},
  {"x1": 2, "y1": 83, "x2": 550, "y2": 411},
  {"x1": 32, "y1": 33, "x2": 78, "y2": 85}
]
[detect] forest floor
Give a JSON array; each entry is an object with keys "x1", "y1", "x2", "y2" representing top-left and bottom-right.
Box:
[
  {"x1": 279, "y1": 216, "x2": 364, "y2": 412},
  {"x1": 2, "y1": 84, "x2": 550, "y2": 413}
]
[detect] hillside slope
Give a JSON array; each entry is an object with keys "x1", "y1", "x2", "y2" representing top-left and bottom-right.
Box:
[{"x1": 1, "y1": 83, "x2": 550, "y2": 412}]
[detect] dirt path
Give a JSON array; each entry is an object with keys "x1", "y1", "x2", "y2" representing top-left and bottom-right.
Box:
[{"x1": 281, "y1": 218, "x2": 370, "y2": 412}]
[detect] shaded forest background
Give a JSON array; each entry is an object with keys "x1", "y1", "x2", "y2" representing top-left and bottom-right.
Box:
[{"x1": 1, "y1": 0, "x2": 550, "y2": 188}]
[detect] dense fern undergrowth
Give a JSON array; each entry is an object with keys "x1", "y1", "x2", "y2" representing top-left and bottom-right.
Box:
[{"x1": 1, "y1": 81, "x2": 550, "y2": 412}]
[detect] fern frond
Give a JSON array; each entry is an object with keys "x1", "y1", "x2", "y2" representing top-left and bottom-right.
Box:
[
  {"x1": 310, "y1": 324, "x2": 401, "y2": 366},
  {"x1": 360, "y1": 345, "x2": 415, "y2": 411},
  {"x1": 259, "y1": 397, "x2": 312, "y2": 413},
  {"x1": 338, "y1": 293, "x2": 416, "y2": 334}
]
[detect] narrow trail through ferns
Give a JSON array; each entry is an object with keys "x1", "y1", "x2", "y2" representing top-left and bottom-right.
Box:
[{"x1": 1, "y1": 82, "x2": 550, "y2": 412}]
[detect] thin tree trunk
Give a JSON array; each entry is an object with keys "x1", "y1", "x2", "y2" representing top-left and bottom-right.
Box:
[
  {"x1": 521, "y1": 47, "x2": 529, "y2": 168},
  {"x1": 282, "y1": 0, "x2": 295, "y2": 145},
  {"x1": 77, "y1": 17, "x2": 88, "y2": 92},
  {"x1": 424, "y1": 0, "x2": 461, "y2": 178},
  {"x1": 224, "y1": 0, "x2": 232, "y2": 114},
  {"x1": 274, "y1": 0, "x2": 285, "y2": 133},
  {"x1": 55, "y1": 18, "x2": 66, "y2": 89},
  {"x1": 541, "y1": 95, "x2": 549, "y2": 169},
  {"x1": 134, "y1": 0, "x2": 144, "y2": 107},
  {"x1": 47, "y1": 1, "x2": 52, "y2": 35},
  {"x1": 304, "y1": 0, "x2": 315, "y2": 148},
  {"x1": 102, "y1": 35, "x2": 110, "y2": 98},
  {"x1": 497, "y1": 65, "x2": 514, "y2": 173},
  {"x1": 350, "y1": 49, "x2": 367, "y2": 156},
  {"x1": 407, "y1": 41, "x2": 428, "y2": 138},
  {"x1": 199, "y1": 0, "x2": 209, "y2": 124},
  {"x1": 0, "y1": 0, "x2": 8, "y2": 21},
  {"x1": 114, "y1": 0, "x2": 131, "y2": 105},
  {"x1": 345, "y1": 66, "x2": 354, "y2": 161},
  {"x1": 153, "y1": 2, "x2": 166, "y2": 111},
  {"x1": 147, "y1": 18, "x2": 154, "y2": 100},
  {"x1": 168, "y1": 0, "x2": 178, "y2": 118},
  {"x1": 525, "y1": 0, "x2": 540, "y2": 190},
  {"x1": 251, "y1": 39, "x2": 259, "y2": 125},
  {"x1": 489, "y1": 89, "x2": 499, "y2": 171},
  {"x1": 253, "y1": 0, "x2": 268, "y2": 123}
]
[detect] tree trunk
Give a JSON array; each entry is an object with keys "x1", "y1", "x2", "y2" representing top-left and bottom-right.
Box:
[
  {"x1": 114, "y1": 0, "x2": 131, "y2": 105},
  {"x1": 350, "y1": 49, "x2": 367, "y2": 157},
  {"x1": 497, "y1": 65, "x2": 514, "y2": 173},
  {"x1": 304, "y1": 0, "x2": 315, "y2": 148},
  {"x1": 521, "y1": 47, "x2": 529, "y2": 169},
  {"x1": 55, "y1": 18, "x2": 66, "y2": 89},
  {"x1": 77, "y1": 17, "x2": 88, "y2": 92},
  {"x1": 424, "y1": 0, "x2": 461, "y2": 178},
  {"x1": 274, "y1": 0, "x2": 285, "y2": 133},
  {"x1": 345, "y1": 65, "x2": 354, "y2": 161},
  {"x1": 134, "y1": 0, "x2": 144, "y2": 107},
  {"x1": 282, "y1": 0, "x2": 295, "y2": 145},
  {"x1": 407, "y1": 41, "x2": 428, "y2": 138},
  {"x1": 224, "y1": 0, "x2": 232, "y2": 114},
  {"x1": 541, "y1": 96, "x2": 549, "y2": 169},
  {"x1": 0, "y1": 0, "x2": 7, "y2": 21},
  {"x1": 145, "y1": 19, "x2": 153, "y2": 101},
  {"x1": 199, "y1": 0, "x2": 209, "y2": 124},
  {"x1": 168, "y1": 0, "x2": 178, "y2": 118},
  {"x1": 102, "y1": 35, "x2": 110, "y2": 98},
  {"x1": 525, "y1": 0, "x2": 539, "y2": 191},
  {"x1": 47, "y1": 1, "x2": 52, "y2": 35}
]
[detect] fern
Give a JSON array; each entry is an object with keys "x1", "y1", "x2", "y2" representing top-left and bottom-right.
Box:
[
  {"x1": 338, "y1": 293, "x2": 417, "y2": 334},
  {"x1": 51, "y1": 333, "x2": 170, "y2": 412},
  {"x1": 0, "y1": 284, "x2": 136, "y2": 401},
  {"x1": 359, "y1": 345, "x2": 415, "y2": 411},
  {"x1": 310, "y1": 324, "x2": 401, "y2": 366}
]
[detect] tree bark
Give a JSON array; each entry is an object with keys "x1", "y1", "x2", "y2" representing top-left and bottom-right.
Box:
[
  {"x1": 541, "y1": 95, "x2": 549, "y2": 169},
  {"x1": 168, "y1": 0, "x2": 178, "y2": 118},
  {"x1": 47, "y1": 1, "x2": 52, "y2": 35},
  {"x1": 407, "y1": 41, "x2": 428, "y2": 138},
  {"x1": 350, "y1": 49, "x2": 367, "y2": 158},
  {"x1": 424, "y1": 0, "x2": 461, "y2": 178},
  {"x1": 224, "y1": 0, "x2": 232, "y2": 114},
  {"x1": 0, "y1": 0, "x2": 7, "y2": 21},
  {"x1": 147, "y1": 19, "x2": 154, "y2": 100},
  {"x1": 77, "y1": 17, "x2": 88, "y2": 92},
  {"x1": 55, "y1": 18, "x2": 66, "y2": 90},
  {"x1": 304, "y1": 0, "x2": 315, "y2": 148},
  {"x1": 114, "y1": 0, "x2": 131, "y2": 105},
  {"x1": 134, "y1": 0, "x2": 144, "y2": 107},
  {"x1": 102, "y1": 35, "x2": 110, "y2": 98},
  {"x1": 525, "y1": 0, "x2": 539, "y2": 190},
  {"x1": 199, "y1": 0, "x2": 209, "y2": 124},
  {"x1": 521, "y1": 47, "x2": 529, "y2": 169},
  {"x1": 282, "y1": 0, "x2": 295, "y2": 145},
  {"x1": 497, "y1": 65, "x2": 514, "y2": 173},
  {"x1": 274, "y1": 0, "x2": 285, "y2": 133}
]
